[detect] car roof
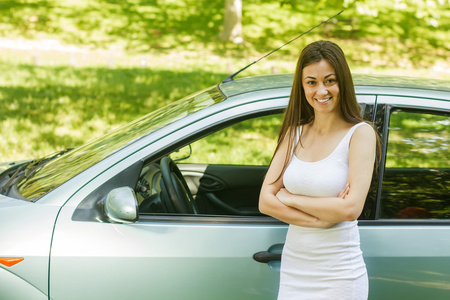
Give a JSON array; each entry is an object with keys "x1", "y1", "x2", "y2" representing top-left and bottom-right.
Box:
[{"x1": 219, "y1": 73, "x2": 450, "y2": 98}]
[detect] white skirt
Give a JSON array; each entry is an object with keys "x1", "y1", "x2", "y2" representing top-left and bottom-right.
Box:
[{"x1": 278, "y1": 221, "x2": 368, "y2": 300}]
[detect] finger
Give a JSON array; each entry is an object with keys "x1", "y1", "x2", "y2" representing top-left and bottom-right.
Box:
[
  {"x1": 338, "y1": 184, "x2": 347, "y2": 196},
  {"x1": 338, "y1": 183, "x2": 350, "y2": 198}
]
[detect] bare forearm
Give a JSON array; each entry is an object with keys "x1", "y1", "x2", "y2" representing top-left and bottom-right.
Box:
[
  {"x1": 279, "y1": 192, "x2": 358, "y2": 222},
  {"x1": 259, "y1": 193, "x2": 335, "y2": 228}
]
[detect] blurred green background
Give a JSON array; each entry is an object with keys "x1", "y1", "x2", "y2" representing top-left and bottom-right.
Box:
[{"x1": 0, "y1": 0, "x2": 449, "y2": 162}]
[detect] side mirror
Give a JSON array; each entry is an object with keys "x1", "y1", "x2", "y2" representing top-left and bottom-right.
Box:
[{"x1": 104, "y1": 187, "x2": 139, "y2": 224}]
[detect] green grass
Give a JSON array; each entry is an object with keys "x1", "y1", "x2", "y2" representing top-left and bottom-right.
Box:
[
  {"x1": 1, "y1": 0, "x2": 449, "y2": 63},
  {"x1": 1, "y1": 49, "x2": 449, "y2": 163},
  {"x1": 0, "y1": 59, "x2": 228, "y2": 161},
  {"x1": 1, "y1": 0, "x2": 449, "y2": 162}
]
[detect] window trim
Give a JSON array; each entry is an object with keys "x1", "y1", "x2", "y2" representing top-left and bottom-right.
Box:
[
  {"x1": 359, "y1": 219, "x2": 450, "y2": 226},
  {"x1": 138, "y1": 213, "x2": 286, "y2": 225}
]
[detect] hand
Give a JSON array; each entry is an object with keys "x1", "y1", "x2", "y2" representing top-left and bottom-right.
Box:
[
  {"x1": 276, "y1": 188, "x2": 293, "y2": 206},
  {"x1": 338, "y1": 183, "x2": 350, "y2": 199}
]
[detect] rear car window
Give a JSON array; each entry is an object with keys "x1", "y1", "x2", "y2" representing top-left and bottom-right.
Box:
[{"x1": 380, "y1": 109, "x2": 449, "y2": 219}]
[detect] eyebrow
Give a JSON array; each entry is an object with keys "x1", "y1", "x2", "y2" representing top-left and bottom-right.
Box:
[{"x1": 303, "y1": 73, "x2": 336, "y2": 80}]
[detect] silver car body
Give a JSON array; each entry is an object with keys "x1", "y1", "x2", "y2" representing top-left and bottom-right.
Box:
[{"x1": 0, "y1": 74, "x2": 449, "y2": 299}]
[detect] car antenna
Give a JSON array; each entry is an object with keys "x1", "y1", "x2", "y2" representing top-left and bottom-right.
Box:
[{"x1": 222, "y1": 10, "x2": 344, "y2": 83}]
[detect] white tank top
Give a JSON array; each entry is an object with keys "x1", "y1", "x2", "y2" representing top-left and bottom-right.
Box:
[
  {"x1": 278, "y1": 123, "x2": 370, "y2": 300},
  {"x1": 283, "y1": 122, "x2": 368, "y2": 198}
]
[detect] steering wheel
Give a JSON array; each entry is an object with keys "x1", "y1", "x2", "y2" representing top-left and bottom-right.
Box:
[{"x1": 159, "y1": 156, "x2": 198, "y2": 214}]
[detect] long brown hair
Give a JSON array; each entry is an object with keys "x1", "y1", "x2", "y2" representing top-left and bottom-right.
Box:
[{"x1": 273, "y1": 41, "x2": 376, "y2": 181}]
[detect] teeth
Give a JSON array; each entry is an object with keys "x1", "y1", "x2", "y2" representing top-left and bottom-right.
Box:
[{"x1": 317, "y1": 98, "x2": 330, "y2": 103}]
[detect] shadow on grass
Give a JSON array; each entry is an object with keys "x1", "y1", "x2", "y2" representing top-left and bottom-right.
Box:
[
  {"x1": 0, "y1": 0, "x2": 225, "y2": 51},
  {"x1": 1, "y1": 0, "x2": 449, "y2": 67},
  {"x1": 0, "y1": 63, "x2": 228, "y2": 155}
]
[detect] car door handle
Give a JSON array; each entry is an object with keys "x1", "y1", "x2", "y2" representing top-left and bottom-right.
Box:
[
  {"x1": 253, "y1": 251, "x2": 281, "y2": 263},
  {"x1": 199, "y1": 176, "x2": 225, "y2": 192}
]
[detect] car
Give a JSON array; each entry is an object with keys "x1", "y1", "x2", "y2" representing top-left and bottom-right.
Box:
[{"x1": 0, "y1": 73, "x2": 449, "y2": 300}]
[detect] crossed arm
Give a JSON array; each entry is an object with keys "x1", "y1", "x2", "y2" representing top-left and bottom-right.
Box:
[{"x1": 259, "y1": 125, "x2": 376, "y2": 227}]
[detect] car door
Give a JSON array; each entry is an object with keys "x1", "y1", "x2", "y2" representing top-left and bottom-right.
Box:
[{"x1": 360, "y1": 98, "x2": 450, "y2": 299}]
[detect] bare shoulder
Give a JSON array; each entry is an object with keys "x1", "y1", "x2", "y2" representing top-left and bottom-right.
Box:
[
  {"x1": 349, "y1": 123, "x2": 377, "y2": 160},
  {"x1": 352, "y1": 123, "x2": 376, "y2": 143}
]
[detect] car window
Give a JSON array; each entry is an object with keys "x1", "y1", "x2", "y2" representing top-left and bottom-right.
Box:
[
  {"x1": 380, "y1": 109, "x2": 449, "y2": 219},
  {"x1": 182, "y1": 113, "x2": 283, "y2": 165},
  {"x1": 137, "y1": 113, "x2": 283, "y2": 217}
]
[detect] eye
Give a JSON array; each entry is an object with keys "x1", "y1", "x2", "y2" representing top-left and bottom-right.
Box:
[
  {"x1": 326, "y1": 78, "x2": 337, "y2": 85},
  {"x1": 306, "y1": 80, "x2": 316, "y2": 86}
]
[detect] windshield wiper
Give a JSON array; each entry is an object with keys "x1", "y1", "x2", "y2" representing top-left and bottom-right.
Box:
[{"x1": 0, "y1": 148, "x2": 72, "y2": 195}]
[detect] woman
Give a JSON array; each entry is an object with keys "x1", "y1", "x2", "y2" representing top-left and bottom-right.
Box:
[{"x1": 259, "y1": 40, "x2": 377, "y2": 300}]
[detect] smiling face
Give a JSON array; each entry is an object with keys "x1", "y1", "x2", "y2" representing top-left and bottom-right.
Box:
[{"x1": 302, "y1": 59, "x2": 340, "y2": 115}]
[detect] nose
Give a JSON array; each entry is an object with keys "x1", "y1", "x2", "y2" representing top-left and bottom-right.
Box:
[{"x1": 317, "y1": 83, "x2": 328, "y2": 96}]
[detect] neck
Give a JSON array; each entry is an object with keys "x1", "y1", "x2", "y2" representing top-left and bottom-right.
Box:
[{"x1": 311, "y1": 112, "x2": 345, "y2": 134}]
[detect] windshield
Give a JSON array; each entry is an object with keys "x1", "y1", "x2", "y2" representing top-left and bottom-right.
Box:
[{"x1": 16, "y1": 86, "x2": 223, "y2": 201}]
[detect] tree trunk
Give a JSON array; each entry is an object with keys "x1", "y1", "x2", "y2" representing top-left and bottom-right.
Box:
[{"x1": 220, "y1": 0, "x2": 243, "y2": 43}]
